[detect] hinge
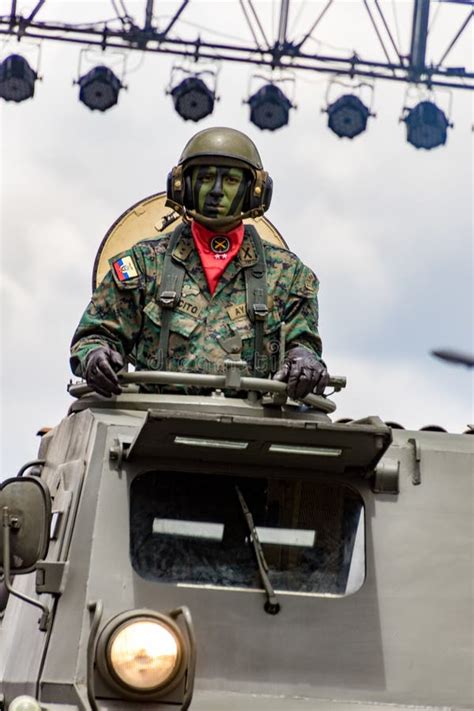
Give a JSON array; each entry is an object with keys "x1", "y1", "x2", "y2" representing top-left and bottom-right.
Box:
[
  {"x1": 109, "y1": 436, "x2": 132, "y2": 469},
  {"x1": 408, "y1": 437, "x2": 422, "y2": 485},
  {"x1": 109, "y1": 439, "x2": 124, "y2": 469},
  {"x1": 36, "y1": 560, "x2": 69, "y2": 595},
  {"x1": 372, "y1": 460, "x2": 400, "y2": 495}
]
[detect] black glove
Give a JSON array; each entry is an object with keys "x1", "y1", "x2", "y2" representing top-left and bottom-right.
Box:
[
  {"x1": 273, "y1": 347, "x2": 329, "y2": 399},
  {"x1": 84, "y1": 346, "x2": 124, "y2": 398}
]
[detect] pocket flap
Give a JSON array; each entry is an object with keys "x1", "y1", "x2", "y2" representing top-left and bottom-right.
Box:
[
  {"x1": 143, "y1": 300, "x2": 162, "y2": 326},
  {"x1": 170, "y1": 312, "x2": 200, "y2": 339},
  {"x1": 143, "y1": 301, "x2": 199, "y2": 339}
]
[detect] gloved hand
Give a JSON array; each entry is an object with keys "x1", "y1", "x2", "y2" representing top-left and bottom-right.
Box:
[
  {"x1": 273, "y1": 347, "x2": 329, "y2": 399},
  {"x1": 84, "y1": 346, "x2": 124, "y2": 398}
]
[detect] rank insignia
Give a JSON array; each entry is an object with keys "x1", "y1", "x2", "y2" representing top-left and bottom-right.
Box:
[
  {"x1": 211, "y1": 236, "x2": 230, "y2": 254},
  {"x1": 113, "y1": 255, "x2": 138, "y2": 281},
  {"x1": 239, "y1": 239, "x2": 257, "y2": 265},
  {"x1": 304, "y1": 271, "x2": 318, "y2": 295}
]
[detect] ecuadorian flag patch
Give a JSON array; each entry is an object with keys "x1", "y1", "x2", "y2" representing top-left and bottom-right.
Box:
[{"x1": 113, "y1": 255, "x2": 138, "y2": 281}]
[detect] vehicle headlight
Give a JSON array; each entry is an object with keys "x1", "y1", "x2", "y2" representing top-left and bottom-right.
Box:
[
  {"x1": 109, "y1": 618, "x2": 180, "y2": 690},
  {"x1": 8, "y1": 697, "x2": 42, "y2": 711},
  {"x1": 97, "y1": 610, "x2": 186, "y2": 697}
]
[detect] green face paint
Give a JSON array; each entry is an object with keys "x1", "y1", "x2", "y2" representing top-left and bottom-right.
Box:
[{"x1": 191, "y1": 165, "x2": 247, "y2": 218}]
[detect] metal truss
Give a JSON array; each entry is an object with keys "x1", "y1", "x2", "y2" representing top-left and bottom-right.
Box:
[{"x1": 0, "y1": 0, "x2": 472, "y2": 91}]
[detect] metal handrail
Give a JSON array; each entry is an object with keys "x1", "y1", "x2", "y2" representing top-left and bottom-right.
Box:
[{"x1": 68, "y1": 371, "x2": 345, "y2": 414}]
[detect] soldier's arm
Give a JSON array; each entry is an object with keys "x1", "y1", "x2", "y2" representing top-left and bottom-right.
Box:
[
  {"x1": 282, "y1": 261, "x2": 324, "y2": 360},
  {"x1": 70, "y1": 249, "x2": 146, "y2": 377}
]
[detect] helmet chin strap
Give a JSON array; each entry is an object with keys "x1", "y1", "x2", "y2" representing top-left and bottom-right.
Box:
[
  {"x1": 187, "y1": 211, "x2": 242, "y2": 232},
  {"x1": 185, "y1": 207, "x2": 265, "y2": 233}
]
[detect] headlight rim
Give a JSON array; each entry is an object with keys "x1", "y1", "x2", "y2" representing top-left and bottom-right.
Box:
[{"x1": 96, "y1": 608, "x2": 187, "y2": 700}]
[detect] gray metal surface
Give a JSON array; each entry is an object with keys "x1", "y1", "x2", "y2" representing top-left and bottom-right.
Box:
[
  {"x1": 175, "y1": 692, "x2": 471, "y2": 711},
  {"x1": 126, "y1": 408, "x2": 391, "y2": 474},
  {"x1": 68, "y1": 372, "x2": 338, "y2": 413},
  {"x1": 37, "y1": 692, "x2": 469, "y2": 710},
  {"x1": 1, "y1": 393, "x2": 473, "y2": 711}
]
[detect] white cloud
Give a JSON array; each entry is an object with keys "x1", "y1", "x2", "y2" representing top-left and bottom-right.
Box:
[{"x1": 329, "y1": 352, "x2": 473, "y2": 432}]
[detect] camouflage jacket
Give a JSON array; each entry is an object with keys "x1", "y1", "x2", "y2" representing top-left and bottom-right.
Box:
[{"x1": 70, "y1": 224, "x2": 323, "y2": 380}]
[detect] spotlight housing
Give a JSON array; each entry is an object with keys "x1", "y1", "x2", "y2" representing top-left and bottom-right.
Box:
[
  {"x1": 96, "y1": 609, "x2": 192, "y2": 702},
  {"x1": 403, "y1": 101, "x2": 450, "y2": 150},
  {"x1": 248, "y1": 84, "x2": 293, "y2": 131},
  {"x1": 326, "y1": 94, "x2": 371, "y2": 139},
  {"x1": 0, "y1": 54, "x2": 37, "y2": 103},
  {"x1": 78, "y1": 65, "x2": 122, "y2": 112},
  {"x1": 170, "y1": 76, "x2": 215, "y2": 122}
]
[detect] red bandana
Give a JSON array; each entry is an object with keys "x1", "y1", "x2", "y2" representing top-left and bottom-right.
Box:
[{"x1": 191, "y1": 220, "x2": 244, "y2": 295}]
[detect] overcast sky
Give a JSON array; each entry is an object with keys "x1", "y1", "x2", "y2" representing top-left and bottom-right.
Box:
[{"x1": 0, "y1": 0, "x2": 472, "y2": 476}]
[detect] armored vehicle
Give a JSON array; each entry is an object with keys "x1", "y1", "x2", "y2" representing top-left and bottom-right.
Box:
[{"x1": 1, "y1": 197, "x2": 472, "y2": 711}]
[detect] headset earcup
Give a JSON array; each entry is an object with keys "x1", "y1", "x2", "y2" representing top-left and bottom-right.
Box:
[
  {"x1": 166, "y1": 165, "x2": 186, "y2": 209},
  {"x1": 263, "y1": 174, "x2": 273, "y2": 211},
  {"x1": 248, "y1": 171, "x2": 272, "y2": 212}
]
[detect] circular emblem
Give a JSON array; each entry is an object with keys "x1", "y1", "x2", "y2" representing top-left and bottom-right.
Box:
[{"x1": 210, "y1": 235, "x2": 230, "y2": 254}]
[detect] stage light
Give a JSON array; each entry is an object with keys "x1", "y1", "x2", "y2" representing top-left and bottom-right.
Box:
[
  {"x1": 0, "y1": 54, "x2": 37, "y2": 103},
  {"x1": 403, "y1": 101, "x2": 450, "y2": 150},
  {"x1": 326, "y1": 94, "x2": 371, "y2": 139},
  {"x1": 248, "y1": 84, "x2": 293, "y2": 131},
  {"x1": 78, "y1": 65, "x2": 122, "y2": 112},
  {"x1": 170, "y1": 76, "x2": 215, "y2": 122}
]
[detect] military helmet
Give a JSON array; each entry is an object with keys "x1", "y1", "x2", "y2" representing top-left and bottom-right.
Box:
[
  {"x1": 166, "y1": 126, "x2": 273, "y2": 220},
  {"x1": 179, "y1": 126, "x2": 264, "y2": 171}
]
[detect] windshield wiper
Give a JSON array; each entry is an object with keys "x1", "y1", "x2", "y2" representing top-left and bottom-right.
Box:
[{"x1": 235, "y1": 486, "x2": 280, "y2": 615}]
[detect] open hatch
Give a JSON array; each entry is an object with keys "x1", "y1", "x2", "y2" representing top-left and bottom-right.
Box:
[{"x1": 126, "y1": 409, "x2": 391, "y2": 477}]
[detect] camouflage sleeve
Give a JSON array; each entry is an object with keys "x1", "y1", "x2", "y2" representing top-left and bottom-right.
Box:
[
  {"x1": 70, "y1": 248, "x2": 146, "y2": 376},
  {"x1": 283, "y1": 260, "x2": 324, "y2": 360}
]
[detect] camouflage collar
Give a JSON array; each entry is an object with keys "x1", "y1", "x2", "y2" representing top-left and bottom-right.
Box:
[{"x1": 170, "y1": 224, "x2": 210, "y2": 295}]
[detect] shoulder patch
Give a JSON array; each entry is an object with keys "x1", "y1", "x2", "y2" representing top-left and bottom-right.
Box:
[
  {"x1": 239, "y1": 236, "x2": 258, "y2": 265},
  {"x1": 290, "y1": 266, "x2": 319, "y2": 297},
  {"x1": 109, "y1": 250, "x2": 141, "y2": 289},
  {"x1": 303, "y1": 271, "x2": 318, "y2": 295}
]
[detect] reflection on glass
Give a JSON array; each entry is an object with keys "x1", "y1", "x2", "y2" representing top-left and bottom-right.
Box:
[
  {"x1": 153, "y1": 519, "x2": 225, "y2": 540},
  {"x1": 130, "y1": 473, "x2": 365, "y2": 596},
  {"x1": 152, "y1": 518, "x2": 316, "y2": 547}
]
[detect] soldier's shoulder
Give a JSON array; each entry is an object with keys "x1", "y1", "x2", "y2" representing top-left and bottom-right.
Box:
[
  {"x1": 261, "y1": 241, "x2": 318, "y2": 295},
  {"x1": 133, "y1": 231, "x2": 174, "y2": 256},
  {"x1": 261, "y1": 240, "x2": 305, "y2": 268},
  {"x1": 107, "y1": 233, "x2": 172, "y2": 288}
]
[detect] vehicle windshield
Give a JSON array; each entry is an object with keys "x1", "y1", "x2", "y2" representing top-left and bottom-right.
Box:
[{"x1": 130, "y1": 472, "x2": 365, "y2": 596}]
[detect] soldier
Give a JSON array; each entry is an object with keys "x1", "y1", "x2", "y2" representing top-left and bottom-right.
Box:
[{"x1": 70, "y1": 127, "x2": 329, "y2": 399}]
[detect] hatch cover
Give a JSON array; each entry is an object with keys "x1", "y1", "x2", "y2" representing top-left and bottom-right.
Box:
[{"x1": 125, "y1": 410, "x2": 391, "y2": 477}]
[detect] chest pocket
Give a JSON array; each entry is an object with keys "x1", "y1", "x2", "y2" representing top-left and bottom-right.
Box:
[{"x1": 143, "y1": 300, "x2": 200, "y2": 339}]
